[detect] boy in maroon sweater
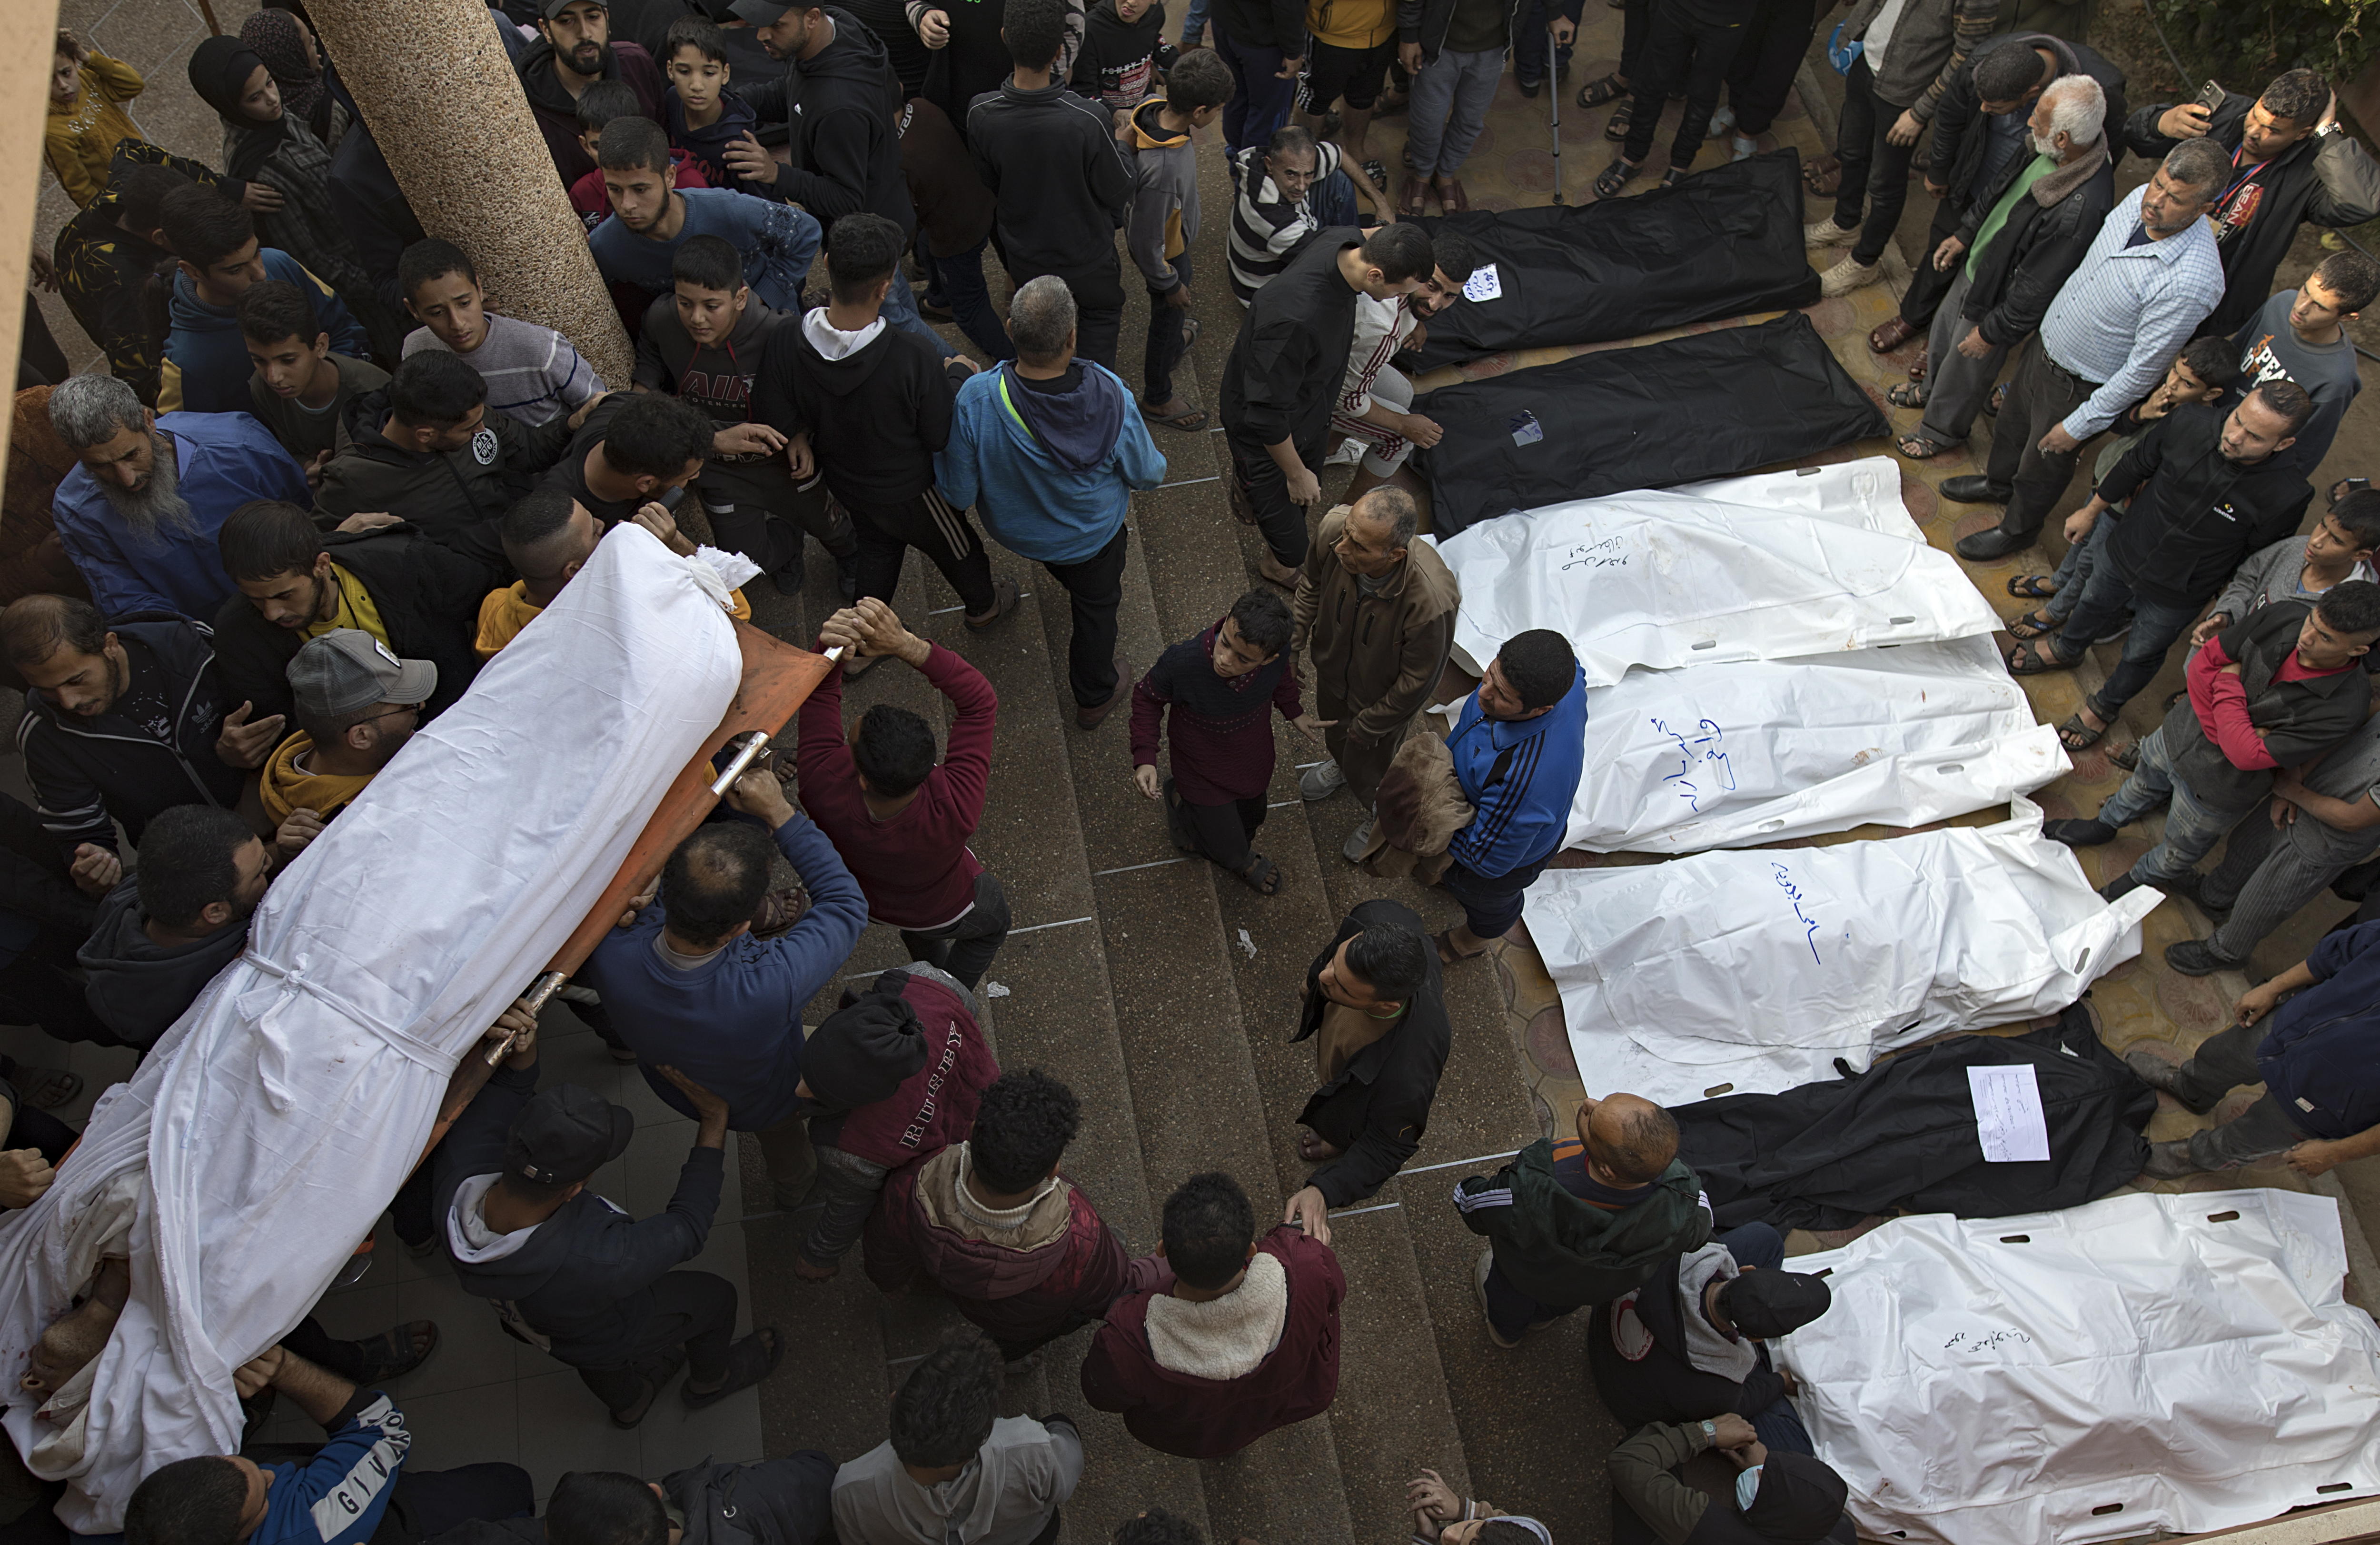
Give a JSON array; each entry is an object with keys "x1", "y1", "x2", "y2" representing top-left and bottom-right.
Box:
[
  {"x1": 792, "y1": 964, "x2": 1002, "y2": 1280},
  {"x1": 799, "y1": 598, "x2": 1009, "y2": 987},
  {"x1": 864, "y1": 1070, "x2": 1138, "y2": 1359},
  {"x1": 1081, "y1": 1170, "x2": 1345, "y2": 1457},
  {"x1": 1129, "y1": 588, "x2": 1321, "y2": 895}
]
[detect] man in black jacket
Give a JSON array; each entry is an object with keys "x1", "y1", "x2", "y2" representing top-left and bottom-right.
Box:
[
  {"x1": 1220, "y1": 222, "x2": 1435, "y2": 583},
  {"x1": 528, "y1": 1463, "x2": 837, "y2": 1545},
  {"x1": 968, "y1": 0, "x2": 1136, "y2": 370},
  {"x1": 2125, "y1": 68, "x2": 2380, "y2": 339},
  {"x1": 434, "y1": 1014, "x2": 782, "y2": 1426},
  {"x1": 1900, "y1": 74, "x2": 2113, "y2": 457},
  {"x1": 318, "y1": 351, "x2": 577, "y2": 571},
  {"x1": 540, "y1": 390, "x2": 717, "y2": 529},
  {"x1": 1870, "y1": 29, "x2": 2127, "y2": 351},
  {"x1": 1280, "y1": 898, "x2": 1447, "y2": 1239},
  {"x1": 212, "y1": 500, "x2": 491, "y2": 729},
  {"x1": 2, "y1": 597, "x2": 261, "y2": 854},
  {"x1": 2050, "y1": 588, "x2": 2380, "y2": 903},
  {"x1": 2011, "y1": 382, "x2": 2316, "y2": 739},
  {"x1": 78, "y1": 805, "x2": 266, "y2": 1051},
  {"x1": 519, "y1": 0, "x2": 671, "y2": 186},
  {"x1": 1588, "y1": 1223, "x2": 1834, "y2": 1450}
]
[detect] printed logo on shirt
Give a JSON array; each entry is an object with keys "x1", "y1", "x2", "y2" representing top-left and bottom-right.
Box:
[
  {"x1": 470, "y1": 426, "x2": 500, "y2": 466},
  {"x1": 2213, "y1": 180, "x2": 2265, "y2": 243},
  {"x1": 2212, "y1": 501, "x2": 2241, "y2": 523},
  {"x1": 2238, "y1": 335, "x2": 2301, "y2": 397}
]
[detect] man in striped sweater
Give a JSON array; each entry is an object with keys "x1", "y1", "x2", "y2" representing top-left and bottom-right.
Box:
[
  {"x1": 1436, "y1": 629, "x2": 1587, "y2": 966},
  {"x1": 1327, "y1": 228, "x2": 1474, "y2": 503}
]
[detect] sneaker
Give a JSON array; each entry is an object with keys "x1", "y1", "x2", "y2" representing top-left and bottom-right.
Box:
[
  {"x1": 2138, "y1": 1140, "x2": 2203, "y2": 1180},
  {"x1": 1517, "y1": 75, "x2": 1542, "y2": 97},
  {"x1": 1300, "y1": 759, "x2": 1347, "y2": 801},
  {"x1": 2125, "y1": 1047, "x2": 2217, "y2": 1112},
  {"x1": 2042, "y1": 817, "x2": 2115, "y2": 848},
  {"x1": 1819, "y1": 255, "x2": 1883, "y2": 297},
  {"x1": 1804, "y1": 216, "x2": 1859, "y2": 248},
  {"x1": 1473, "y1": 1248, "x2": 1522, "y2": 1350},
  {"x1": 2099, "y1": 871, "x2": 2144, "y2": 903},
  {"x1": 1731, "y1": 134, "x2": 1759, "y2": 161},
  {"x1": 2164, "y1": 938, "x2": 2246, "y2": 977},
  {"x1": 1703, "y1": 104, "x2": 1735, "y2": 138},
  {"x1": 1341, "y1": 812, "x2": 1376, "y2": 864}
]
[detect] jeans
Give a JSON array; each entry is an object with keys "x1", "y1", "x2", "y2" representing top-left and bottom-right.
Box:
[
  {"x1": 1040, "y1": 523, "x2": 1132, "y2": 707},
  {"x1": 932, "y1": 239, "x2": 1016, "y2": 362},
  {"x1": 1144, "y1": 252, "x2": 1196, "y2": 406},
  {"x1": 574, "y1": 1269, "x2": 740, "y2": 1417},
  {"x1": 2051, "y1": 560, "x2": 2203, "y2": 723},
  {"x1": 1832, "y1": 58, "x2": 1918, "y2": 267},
  {"x1": 1407, "y1": 46, "x2": 1504, "y2": 179},
  {"x1": 2097, "y1": 725, "x2": 2257, "y2": 887},
  {"x1": 898, "y1": 871, "x2": 1013, "y2": 989},
  {"x1": 1983, "y1": 337, "x2": 2099, "y2": 539},
  {"x1": 1915, "y1": 267, "x2": 2007, "y2": 445},
  {"x1": 1623, "y1": 2, "x2": 1751, "y2": 174},
  {"x1": 881, "y1": 269, "x2": 949, "y2": 351},
  {"x1": 1311, "y1": 169, "x2": 1360, "y2": 226},
  {"x1": 1179, "y1": 0, "x2": 1210, "y2": 43},
  {"x1": 1512, "y1": 0, "x2": 1583, "y2": 84},
  {"x1": 1217, "y1": 30, "x2": 1298, "y2": 154},
  {"x1": 2043, "y1": 515, "x2": 2111, "y2": 624},
  {"x1": 1441, "y1": 850, "x2": 1557, "y2": 939},
  {"x1": 2202, "y1": 796, "x2": 2380, "y2": 962},
  {"x1": 2167, "y1": 1020, "x2": 2309, "y2": 1170}
]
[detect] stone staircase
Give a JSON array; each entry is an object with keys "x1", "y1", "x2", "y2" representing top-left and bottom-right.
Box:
[{"x1": 724, "y1": 130, "x2": 1623, "y2": 1544}]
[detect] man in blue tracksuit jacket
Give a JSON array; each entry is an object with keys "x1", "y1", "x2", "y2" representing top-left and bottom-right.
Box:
[
  {"x1": 2132, "y1": 916, "x2": 2380, "y2": 1177},
  {"x1": 934, "y1": 275, "x2": 1165, "y2": 728},
  {"x1": 121, "y1": 1343, "x2": 529, "y2": 1545},
  {"x1": 1438, "y1": 628, "x2": 1588, "y2": 965}
]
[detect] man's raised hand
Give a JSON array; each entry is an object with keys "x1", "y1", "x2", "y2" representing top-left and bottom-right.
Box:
[{"x1": 215, "y1": 701, "x2": 286, "y2": 769}]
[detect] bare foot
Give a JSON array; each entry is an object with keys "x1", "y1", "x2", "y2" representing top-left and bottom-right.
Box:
[{"x1": 1257, "y1": 552, "x2": 1299, "y2": 588}]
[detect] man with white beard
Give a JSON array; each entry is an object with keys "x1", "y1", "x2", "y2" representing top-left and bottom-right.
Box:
[{"x1": 47, "y1": 373, "x2": 311, "y2": 621}]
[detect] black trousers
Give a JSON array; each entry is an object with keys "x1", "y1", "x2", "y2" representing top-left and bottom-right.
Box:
[
  {"x1": 1983, "y1": 338, "x2": 2099, "y2": 538},
  {"x1": 0, "y1": 953, "x2": 117, "y2": 1048},
  {"x1": 1833, "y1": 57, "x2": 1919, "y2": 266},
  {"x1": 1895, "y1": 195, "x2": 1967, "y2": 328},
  {"x1": 573, "y1": 1268, "x2": 740, "y2": 1416},
  {"x1": 1723, "y1": 0, "x2": 1814, "y2": 135},
  {"x1": 1227, "y1": 432, "x2": 1320, "y2": 567},
  {"x1": 846, "y1": 488, "x2": 998, "y2": 615},
  {"x1": 898, "y1": 871, "x2": 1013, "y2": 990},
  {"x1": 699, "y1": 461, "x2": 853, "y2": 580},
  {"x1": 1614, "y1": 0, "x2": 1650, "y2": 78},
  {"x1": 1175, "y1": 791, "x2": 1269, "y2": 871},
  {"x1": 1040, "y1": 524, "x2": 1130, "y2": 708},
  {"x1": 3, "y1": 1096, "x2": 75, "y2": 1166},
  {"x1": 370, "y1": 1466, "x2": 536, "y2": 1545},
  {"x1": 1143, "y1": 251, "x2": 1195, "y2": 407},
  {"x1": 1623, "y1": 1, "x2": 1750, "y2": 173}
]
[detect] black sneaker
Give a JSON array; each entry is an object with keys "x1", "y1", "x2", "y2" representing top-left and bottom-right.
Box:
[
  {"x1": 2099, "y1": 871, "x2": 2144, "y2": 903},
  {"x1": 2043, "y1": 817, "x2": 2115, "y2": 847},
  {"x1": 2164, "y1": 937, "x2": 2245, "y2": 977},
  {"x1": 835, "y1": 552, "x2": 859, "y2": 602},
  {"x1": 1517, "y1": 75, "x2": 1542, "y2": 97}
]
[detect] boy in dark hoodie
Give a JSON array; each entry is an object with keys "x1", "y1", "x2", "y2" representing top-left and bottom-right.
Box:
[
  {"x1": 1071, "y1": 0, "x2": 1174, "y2": 121},
  {"x1": 518, "y1": 0, "x2": 670, "y2": 188},
  {"x1": 156, "y1": 184, "x2": 370, "y2": 416},
  {"x1": 77, "y1": 804, "x2": 266, "y2": 1051},
  {"x1": 863, "y1": 1069, "x2": 1135, "y2": 1358},
  {"x1": 633, "y1": 233, "x2": 856, "y2": 594},
  {"x1": 660, "y1": 17, "x2": 762, "y2": 192},
  {"x1": 754, "y1": 212, "x2": 1012, "y2": 628},
  {"x1": 1126, "y1": 48, "x2": 1231, "y2": 429}
]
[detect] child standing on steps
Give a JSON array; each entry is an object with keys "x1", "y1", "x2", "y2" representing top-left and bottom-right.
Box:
[{"x1": 1129, "y1": 588, "x2": 1328, "y2": 895}]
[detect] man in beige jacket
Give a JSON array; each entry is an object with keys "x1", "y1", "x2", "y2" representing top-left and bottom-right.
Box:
[{"x1": 1292, "y1": 485, "x2": 1461, "y2": 860}]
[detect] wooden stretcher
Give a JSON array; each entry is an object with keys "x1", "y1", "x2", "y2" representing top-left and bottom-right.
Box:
[{"x1": 413, "y1": 621, "x2": 836, "y2": 1165}]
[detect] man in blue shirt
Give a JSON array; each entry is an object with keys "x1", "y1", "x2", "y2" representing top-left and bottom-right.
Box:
[
  {"x1": 1437, "y1": 628, "x2": 1588, "y2": 965},
  {"x1": 47, "y1": 373, "x2": 311, "y2": 622},
  {"x1": 587, "y1": 117, "x2": 821, "y2": 317},
  {"x1": 121, "y1": 1343, "x2": 529, "y2": 1545},
  {"x1": 2131, "y1": 917, "x2": 2380, "y2": 1177},
  {"x1": 154, "y1": 184, "x2": 371, "y2": 415},
  {"x1": 579, "y1": 765, "x2": 866, "y2": 1207}
]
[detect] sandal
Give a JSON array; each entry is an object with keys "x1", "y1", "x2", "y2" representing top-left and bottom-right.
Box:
[
  {"x1": 1594, "y1": 158, "x2": 1639, "y2": 199},
  {"x1": 683, "y1": 1326, "x2": 784, "y2": 1410},
  {"x1": 1602, "y1": 99, "x2": 1634, "y2": 141},
  {"x1": 1139, "y1": 398, "x2": 1209, "y2": 432},
  {"x1": 749, "y1": 886, "x2": 809, "y2": 941},
  {"x1": 1434, "y1": 176, "x2": 1469, "y2": 210},
  {"x1": 2005, "y1": 638, "x2": 2079, "y2": 676},
  {"x1": 1907, "y1": 347, "x2": 1929, "y2": 382},
  {"x1": 5, "y1": 1063, "x2": 81, "y2": 1111},
  {"x1": 1363, "y1": 159, "x2": 1389, "y2": 192},
  {"x1": 1233, "y1": 853, "x2": 1283, "y2": 895},
  {"x1": 2005, "y1": 608, "x2": 2058, "y2": 640},
  {"x1": 1802, "y1": 153, "x2": 1841, "y2": 197},
  {"x1": 1868, "y1": 316, "x2": 1918, "y2": 353},
  {"x1": 1433, "y1": 927, "x2": 1490, "y2": 966},
  {"x1": 1984, "y1": 381, "x2": 2009, "y2": 417},
  {"x1": 1657, "y1": 168, "x2": 1687, "y2": 189},
  {"x1": 1399, "y1": 172, "x2": 1431, "y2": 216},
  {"x1": 2055, "y1": 712, "x2": 2106, "y2": 752},
  {"x1": 608, "y1": 1346, "x2": 687, "y2": 1430},
  {"x1": 1576, "y1": 71, "x2": 1627, "y2": 109},
  {"x1": 2006, "y1": 574, "x2": 2060, "y2": 600},
  {"x1": 962, "y1": 577, "x2": 1021, "y2": 631},
  {"x1": 2111, "y1": 740, "x2": 2142, "y2": 771},
  {"x1": 1885, "y1": 383, "x2": 1927, "y2": 409},
  {"x1": 350, "y1": 1321, "x2": 440, "y2": 1385},
  {"x1": 1894, "y1": 432, "x2": 1955, "y2": 459}
]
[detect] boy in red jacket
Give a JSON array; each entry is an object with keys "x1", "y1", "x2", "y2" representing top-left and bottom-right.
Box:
[
  {"x1": 864, "y1": 1070, "x2": 1135, "y2": 1359},
  {"x1": 1081, "y1": 1170, "x2": 1344, "y2": 1456}
]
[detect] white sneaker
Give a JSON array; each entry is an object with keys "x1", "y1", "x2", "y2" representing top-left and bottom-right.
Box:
[
  {"x1": 1325, "y1": 437, "x2": 1364, "y2": 467},
  {"x1": 1819, "y1": 255, "x2": 1882, "y2": 297},
  {"x1": 1731, "y1": 133, "x2": 1759, "y2": 162},
  {"x1": 1804, "y1": 216, "x2": 1859, "y2": 249},
  {"x1": 1704, "y1": 104, "x2": 1735, "y2": 139},
  {"x1": 1300, "y1": 759, "x2": 1347, "y2": 800}
]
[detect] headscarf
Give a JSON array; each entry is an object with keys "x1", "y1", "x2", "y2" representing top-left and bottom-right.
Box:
[
  {"x1": 240, "y1": 10, "x2": 332, "y2": 141},
  {"x1": 187, "y1": 36, "x2": 290, "y2": 179}
]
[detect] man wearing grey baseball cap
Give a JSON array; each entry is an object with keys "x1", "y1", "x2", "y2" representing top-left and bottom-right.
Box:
[{"x1": 258, "y1": 629, "x2": 436, "y2": 858}]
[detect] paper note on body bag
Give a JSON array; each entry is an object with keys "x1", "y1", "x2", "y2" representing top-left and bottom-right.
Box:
[
  {"x1": 1465, "y1": 263, "x2": 1502, "y2": 302},
  {"x1": 1967, "y1": 1063, "x2": 2051, "y2": 1162}
]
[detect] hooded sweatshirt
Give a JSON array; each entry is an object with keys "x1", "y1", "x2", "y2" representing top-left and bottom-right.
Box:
[
  {"x1": 76, "y1": 875, "x2": 249, "y2": 1050},
  {"x1": 1590, "y1": 1244, "x2": 1788, "y2": 1432},
  {"x1": 1456, "y1": 1143, "x2": 1711, "y2": 1311},
  {"x1": 1070, "y1": 0, "x2": 1173, "y2": 112},
  {"x1": 734, "y1": 10, "x2": 917, "y2": 237},
  {"x1": 936, "y1": 361, "x2": 1166, "y2": 563},
  {"x1": 259, "y1": 731, "x2": 377, "y2": 827},
  {"x1": 863, "y1": 1141, "x2": 1130, "y2": 1348},
  {"x1": 666, "y1": 85, "x2": 762, "y2": 192},
  {"x1": 159, "y1": 249, "x2": 371, "y2": 414},
  {"x1": 1124, "y1": 97, "x2": 1197, "y2": 292},
  {"x1": 754, "y1": 312, "x2": 965, "y2": 507},
  {"x1": 317, "y1": 388, "x2": 574, "y2": 571},
  {"x1": 517, "y1": 36, "x2": 669, "y2": 187}
]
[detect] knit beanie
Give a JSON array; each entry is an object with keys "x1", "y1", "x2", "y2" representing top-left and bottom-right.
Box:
[{"x1": 804, "y1": 992, "x2": 929, "y2": 1109}]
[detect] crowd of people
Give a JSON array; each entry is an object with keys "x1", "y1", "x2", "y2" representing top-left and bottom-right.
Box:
[{"x1": 9, "y1": 0, "x2": 2380, "y2": 1539}]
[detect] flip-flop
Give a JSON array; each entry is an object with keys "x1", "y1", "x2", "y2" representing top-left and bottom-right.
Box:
[
  {"x1": 2005, "y1": 608, "x2": 2058, "y2": 640},
  {"x1": 683, "y1": 1327, "x2": 784, "y2": 1410},
  {"x1": 1894, "y1": 432, "x2": 1954, "y2": 459},
  {"x1": 350, "y1": 1321, "x2": 440, "y2": 1385},
  {"x1": 2006, "y1": 574, "x2": 2059, "y2": 599},
  {"x1": 1433, "y1": 927, "x2": 1489, "y2": 965},
  {"x1": 1983, "y1": 381, "x2": 2009, "y2": 417},
  {"x1": 1233, "y1": 854, "x2": 1283, "y2": 894},
  {"x1": 1139, "y1": 399, "x2": 1209, "y2": 432}
]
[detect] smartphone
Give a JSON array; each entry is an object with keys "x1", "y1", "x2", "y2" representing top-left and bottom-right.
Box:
[{"x1": 2197, "y1": 80, "x2": 2225, "y2": 113}]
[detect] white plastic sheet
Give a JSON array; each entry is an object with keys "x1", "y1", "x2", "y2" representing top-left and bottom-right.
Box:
[
  {"x1": 0, "y1": 528, "x2": 745, "y2": 1529},
  {"x1": 1425, "y1": 457, "x2": 2003, "y2": 684},
  {"x1": 1528, "y1": 797, "x2": 2162, "y2": 1106},
  {"x1": 1774, "y1": 1189, "x2": 2380, "y2": 1545},
  {"x1": 1561, "y1": 636, "x2": 2067, "y2": 853}
]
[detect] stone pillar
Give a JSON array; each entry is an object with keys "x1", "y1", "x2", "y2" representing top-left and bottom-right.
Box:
[{"x1": 305, "y1": 0, "x2": 633, "y2": 385}]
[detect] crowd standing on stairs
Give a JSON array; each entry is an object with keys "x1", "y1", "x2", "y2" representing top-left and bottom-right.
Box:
[{"x1": 9, "y1": 0, "x2": 2380, "y2": 1539}]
